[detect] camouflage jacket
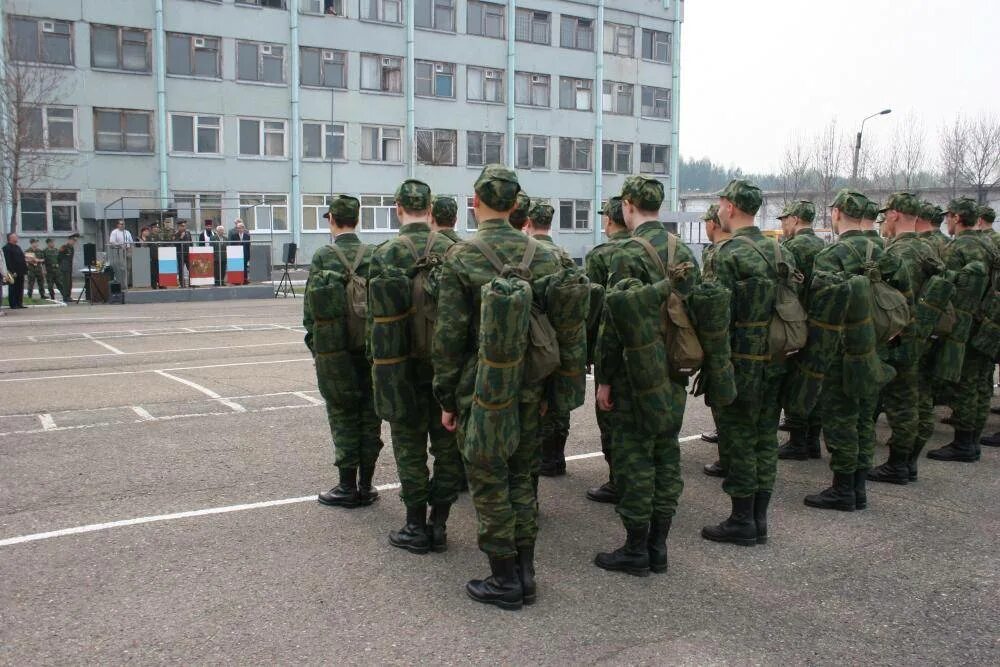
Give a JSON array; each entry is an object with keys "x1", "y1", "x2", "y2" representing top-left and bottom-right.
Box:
[
  {"x1": 432, "y1": 218, "x2": 561, "y2": 414},
  {"x1": 921, "y1": 230, "x2": 950, "y2": 261},
  {"x1": 813, "y1": 229, "x2": 902, "y2": 283},
  {"x1": 43, "y1": 247, "x2": 60, "y2": 271},
  {"x1": 884, "y1": 232, "x2": 942, "y2": 304},
  {"x1": 533, "y1": 234, "x2": 576, "y2": 270},
  {"x1": 57, "y1": 244, "x2": 74, "y2": 272},
  {"x1": 302, "y1": 232, "x2": 374, "y2": 353},
  {"x1": 703, "y1": 225, "x2": 793, "y2": 288},
  {"x1": 595, "y1": 220, "x2": 701, "y2": 387},
  {"x1": 584, "y1": 229, "x2": 630, "y2": 289},
  {"x1": 944, "y1": 229, "x2": 997, "y2": 274},
  {"x1": 25, "y1": 250, "x2": 45, "y2": 275},
  {"x1": 863, "y1": 229, "x2": 885, "y2": 249},
  {"x1": 438, "y1": 228, "x2": 462, "y2": 243},
  {"x1": 781, "y1": 227, "x2": 825, "y2": 286}
]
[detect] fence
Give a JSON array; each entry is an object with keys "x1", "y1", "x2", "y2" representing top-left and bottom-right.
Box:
[{"x1": 103, "y1": 240, "x2": 272, "y2": 292}]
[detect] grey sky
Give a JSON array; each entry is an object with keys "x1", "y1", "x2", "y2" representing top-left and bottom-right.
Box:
[{"x1": 680, "y1": 0, "x2": 1000, "y2": 174}]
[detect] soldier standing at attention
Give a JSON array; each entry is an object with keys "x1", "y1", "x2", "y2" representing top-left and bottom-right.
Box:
[
  {"x1": 701, "y1": 179, "x2": 790, "y2": 547},
  {"x1": 921, "y1": 203, "x2": 951, "y2": 260},
  {"x1": 700, "y1": 204, "x2": 729, "y2": 477},
  {"x1": 371, "y1": 180, "x2": 462, "y2": 554},
  {"x1": 24, "y1": 239, "x2": 46, "y2": 300},
  {"x1": 431, "y1": 196, "x2": 462, "y2": 243},
  {"x1": 523, "y1": 200, "x2": 576, "y2": 478},
  {"x1": 860, "y1": 202, "x2": 885, "y2": 248},
  {"x1": 509, "y1": 192, "x2": 531, "y2": 231},
  {"x1": 433, "y1": 166, "x2": 560, "y2": 610},
  {"x1": 42, "y1": 238, "x2": 59, "y2": 300},
  {"x1": 978, "y1": 206, "x2": 998, "y2": 247},
  {"x1": 583, "y1": 197, "x2": 631, "y2": 503},
  {"x1": 595, "y1": 176, "x2": 700, "y2": 575},
  {"x1": 57, "y1": 233, "x2": 79, "y2": 303},
  {"x1": 304, "y1": 196, "x2": 382, "y2": 508},
  {"x1": 775, "y1": 201, "x2": 826, "y2": 461}
]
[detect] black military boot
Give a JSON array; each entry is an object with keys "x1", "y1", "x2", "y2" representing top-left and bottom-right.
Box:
[
  {"x1": 927, "y1": 430, "x2": 980, "y2": 462},
  {"x1": 980, "y1": 432, "x2": 1000, "y2": 447},
  {"x1": 317, "y1": 467, "x2": 361, "y2": 507},
  {"x1": 908, "y1": 442, "x2": 927, "y2": 481},
  {"x1": 701, "y1": 496, "x2": 757, "y2": 546},
  {"x1": 595, "y1": 525, "x2": 651, "y2": 576},
  {"x1": 428, "y1": 504, "x2": 451, "y2": 553},
  {"x1": 806, "y1": 425, "x2": 823, "y2": 459},
  {"x1": 539, "y1": 434, "x2": 567, "y2": 477},
  {"x1": 777, "y1": 429, "x2": 809, "y2": 461},
  {"x1": 49, "y1": 288, "x2": 56, "y2": 300},
  {"x1": 804, "y1": 472, "x2": 856, "y2": 511},
  {"x1": 753, "y1": 491, "x2": 771, "y2": 544},
  {"x1": 854, "y1": 469, "x2": 869, "y2": 510},
  {"x1": 466, "y1": 556, "x2": 523, "y2": 610},
  {"x1": 991, "y1": 406, "x2": 1000, "y2": 416},
  {"x1": 516, "y1": 544, "x2": 536, "y2": 605},
  {"x1": 867, "y1": 450, "x2": 911, "y2": 485},
  {"x1": 358, "y1": 465, "x2": 379, "y2": 505},
  {"x1": 703, "y1": 460, "x2": 726, "y2": 477},
  {"x1": 647, "y1": 516, "x2": 672, "y2": 573},
  {"x1": 701, "y1": 430, "x2": 719, "y2": 443},
  {"x1": 389, "y1": 505, "x2": 430, "y2": 554},
  {"x1": 586, "y1": 481, "x2": 619, "y2": 503}
]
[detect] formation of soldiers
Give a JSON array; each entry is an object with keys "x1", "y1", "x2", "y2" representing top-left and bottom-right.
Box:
[
  {"x1": 302, "y1": 166, "x2": 999, "y2": 611},
  {"x1": 20, "y1": 236, "x2": 77, "y2": 302}
]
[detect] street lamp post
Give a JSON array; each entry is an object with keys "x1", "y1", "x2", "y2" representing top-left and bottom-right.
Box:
[{"x1": 851, "y1": 108, "x2": 892, "y2": 186}]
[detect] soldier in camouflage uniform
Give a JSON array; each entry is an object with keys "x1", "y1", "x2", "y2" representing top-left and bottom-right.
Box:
[
  {"x1": 370, "y1": 180, "x2": 463, "y2": 554},
  {"x1": 523, "y1": 200, "x2": 577, "y2": 478},
  {"x1": 584, "y1": 197, "x2": 631, "y2": 503},
  {"x1": 701, "y1": 179, "x2": 791, "y2": 547},
  {"x1": 978, "y1": 205, "x2": 999, "y2": 247},
  {"x1": 431, "y1": 195, "x2": 462, "y2": 243},
  {"x1": 508, "y1": 191, "x2": 531, "y2": 231},
  {"x1": 700, "y1": 204, "x2": 729, "y2": 478},
  {"x1": 24, "y1": 239, "x2": 46, "y2": 299},
  {"x1": 304, "y1": 196, "x2": 383, "y2": 508},
  {"x1": 860, "y1": 201, "x2": 885, "y2": 249},
  {"x1": 928, "y1": 198, "x2": 998, "y2": 461},
  {"x1": 433, "y1": 165, "x2": 561, "y2": 610},
  {"x1": 42, "y1": 238, "x2": 59, "y2": 300},
  {"x1": 917, "y1": 202, "x2": 949, "y2": 260},
  {"x1": 595, "y1": 176, "x2": 700, "y2": 575},
  {"x1": 867, "y1": 193, "x2": 931, "y2": 485},
  {"x1": 775, "y1": 201, "x2": 826, "y2": 461}
]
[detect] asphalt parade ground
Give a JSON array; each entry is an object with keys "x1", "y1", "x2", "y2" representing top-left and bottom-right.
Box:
[{"x1": 1, "y1": 300, "x2": 998, "y2": 665}]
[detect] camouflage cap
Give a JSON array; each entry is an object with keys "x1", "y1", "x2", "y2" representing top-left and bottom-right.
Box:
[
  {"x1": 945, "y1": 197, "x2": 979, "y2": 224},
  {"x1": 528, "y1": 200, "x2": 554, "y2": 228},
  {"x1": 921, "y1": 202, "x2": 944, "y2": 225},
  {"x1": 879, "y1": 191, "x2": 922, "y2": 216},
  {"x1": 777, "y1": 200, "x2": 816, "y2": 223},
  {"x1": 829, "y1": 189, "x2": 868, "y2": 219},
  {"x1": 474, "y1": 164, "x2": 521, "y2": 211},
  {"x1": 394, "y1": 179, "x2": 432, "y2": 212},
  {"x1": 977, "y1": 205, "x2": 996, "y2": 223},
  {"x1": 431, "y1": 195, "x2": 458, "y2": 225},
  {"x1": 601, "y1": 196, "x2": 626, "y2": 226},
  {"x1": 861, "y1": 198, "x2": 880, "y2": 222},
  {"x1": 701, "y1": 203, "x2": 720, "y2": 224},
  {"x1": 327, "y1": 195, "x2": 360, "y2": 221},
  {"x1": 715, "y1": 179, "x2": 763, "y2": 215},
  {"x1": 509, "y1": 191, "x2": 531, "y2": 228},
  {"x1": 621, "y1": 175, "x2": 665, "y2": 211}
]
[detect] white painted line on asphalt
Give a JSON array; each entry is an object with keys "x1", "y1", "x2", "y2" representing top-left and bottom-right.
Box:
[
  {"x1": 131, "y1": 406, "x2": 155, "y2": 421},
  {"x1": 293, "y1": 391, "x2": 326, "y2": 406},
  {"x1": 38, "y1": 414, "x2": 57, "y2": 431},
  {"x1": 81, "y1": 333, "x2": 125, "y2": 355},
  {"x1": 2, "y1": 341, "x2": 303, "y2": 363},
  {"x1": 155, "y1": 370, "x2": 246, "y2": 413},
  {"x1": 0, "y1": 357, "x2": 312, "y2": 383},
  {"x1": 563, "y1": 434, "x2": 701, "y2": 462}
]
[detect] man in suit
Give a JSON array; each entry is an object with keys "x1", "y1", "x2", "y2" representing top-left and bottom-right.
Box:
[
  {"x1": 2, "y1": 233, "x2": 27, "y2": 309},
  {"x1": 228, "y1": 219, "x2": 252, "y2": 283},
  {"x1": 108, "y1": 220, "x2": 134, "y2": 287},
  {"x1": 174, "y1": 221, "x2": 193, "y2": 287}
]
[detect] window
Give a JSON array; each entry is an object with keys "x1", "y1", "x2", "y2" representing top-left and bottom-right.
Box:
[
  {"x1": 167, "y1": 33, "x2": 221, "y2": 78},
  {"x1": 174, "y1": 193, "x2": 223, "y2": 227},
  {"x1": 94, "y1": 109, "x2": 153, "y2": 153},
  {"x1": 602, "y1": 81, "x2": 634, "y2": 115},
  {"x1": 641, "y1": 143, "x2": 669, "y2": 174},
  {"x1": 516, "y1": 135, "x2": 547, "y2": 169},
  {"x1": 240, "y1": 194, "x2": 289, "y2": 232},
  {"x1": 237, "y1": 41, "x2": 285, "y2": 83},
  {"x1": 465, "y1": 196, "x2": 478, "y2": 230},
  {"x1": 415, "y1": 0, "x2": 455, "y2": 31},
  {"x1": 416, "y1": 128, "x2": 457, "y2": 165},
  {"x1": 467, "y1": 131, "x2": 503, "y2": 166},
  {"x1": 559, "y1": 77, "x2": 592, "y2": 111},
  {"x1": 360, "y1": 195, "x2": 401, "y2": 231},
  {"x1": 515, "y1": 9, "x2": 550, "y2": 44},
  {"x1": 558, "y1": 137, "x2": 591, "y2": 171},
  {"x1": 560, "y1": 16, "x2": 594, "y2": 50},
  {"x1": 604, "y1": 23, "x2": 634, "y2": 57},
  {"x1": 302, "y1": 195, "x2": 337, "y2": 231},
  {"x1": 91, "y1": 25, "x2": 150, "y2": 72},
  {"x1": 361, "y1": 125, "x2": 402, "y2": 162},
  {"x1": 18, "y1": 192, "x2": 78, "y2": 233},
  {"x1": 641, "y1": 86, "x2": 671, "y2": 119},
  {"x1": 303, "y1": 122, "x2": 345, "y2": 159},
  {"x1": 302, "y1": 0, "x2": 346, "y2": 14},
  {"x1": 642, "y1": 29, "x2": 671, "y2": 63},
  {"x1": 236, "y1": 0, "x2": 288, "y2": 7},
  {"x1": 25, "y1": 107, "x2": 75, "y2": 150},
  {"x1": 360, "y1": 0, "x2": 402, "y2": 24},
  {"x1": 8, "y1": 16, "x2": 73, "y2": 65},
  {"x1": 415, "y1": 61, "x2": 455, "y2": 98},
  {"x1": 238, "y1": 118, "x2": 286, "y2": 157},
  {"x1": 361, "y1": 54, "x2": 403, "y2": 93},
  {"x1": 467, "y1": 1, "x2": 504, "y2": 39},
  {"x1": 170, "y1": 114, "x2": 221, "y2": 155},
  {"x1": 559, "y1": 199, "x2": 590, "y2": 230},
  {"x1": 301, "y1": 47, "x2": 346, "y2": 88},
  {"x1": 468, "y1": 67, "x2": 504, "y2": 103},
  {"x1": 602, "y1": 141, "x2": 632, "y2": 174},
  {"x1": 514, "y1": 72, "x2": 549, "y2": 107}
]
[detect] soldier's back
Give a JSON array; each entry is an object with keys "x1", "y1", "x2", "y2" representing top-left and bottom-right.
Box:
[{"x1": 782, "y1": 229, "x2": 825, "y2": 283}]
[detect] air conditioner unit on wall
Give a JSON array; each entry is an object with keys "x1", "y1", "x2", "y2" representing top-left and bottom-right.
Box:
[
  {"x1": 261, "y1": 45, "x2": 273, "y2": 55},
  {"x1": 435, "y1": 63, "x2": 444, "y2": 72},
  {"x1": 42, "y1": 21, "x2": 55, "y2": 33},
  {"x1": 382, "y1": 57, "x2": 393, "y2": 66},
  {"x1": 323, "y1": 50, "x2": 335, "y2": 61},
  {"x1": 485, "y1": 70, "x2": 497, "y2": 79},
  {"x1": 531, "y1": 74, "x2": 542, "y2": 83},
  {"x1": 194, "y1": 37, "x2": 206, "y2": 48}
]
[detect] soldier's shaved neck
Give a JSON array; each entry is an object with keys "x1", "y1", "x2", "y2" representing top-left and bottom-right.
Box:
[
  {"x1": 914, "y1": 217, "x2": 933, "y2": 233},
  {"x1": 832, "y1": 209, "x2": 861, "y2": 234},
  {"x1": 624, "y1": 210, "x2": 659, "y2": 231},
  {"x1": 472, "y1": 196, "x2": 512, "y2": 223},
  {"x1": 396, "y1": 207, "x2": 431, "y2": 226}
]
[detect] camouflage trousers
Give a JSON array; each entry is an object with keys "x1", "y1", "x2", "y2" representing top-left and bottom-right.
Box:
[
  {"x1": 951, "y1": 349, "x2": 995, "y2": 435},
  {"x1": 459, "y1": 400, "x2": 542, "y2": 558},
  {"x1": 596, "y1": 397, "x2": 614, "y2": 484},
  {"x1": 45, "y1": 269, "x2": 59, "y2": 296},
  {"x1": 26, "y1": 269, "x2": 45, "y2": 298},
  {"x1": 716, "y1": 364, "x2": 786, "y2": 498},
  {"x1": 915, "y1": 352, "x2": 937, "y2": 452},
  {"x1": 781, "y1": 371, "x2": 822, "y2": 431},
  {"x1": 389, "y1": 387, "x2": 462, "y2": 509},
  {"x1": 610, "y1": 380, "x2": 685, "y2": 528},
  {"x1": 316, "y1": 353, "x2": 383, "y2": 470},
  {"x1": 883, "y1": 362, "x2": 919, "y2": 457},
  {"x1": 819, "y1": 360, "x2": 878, "y2": 473},
  {"x1": 540, "y1": 410, "x2": 570, "y2": 456}
]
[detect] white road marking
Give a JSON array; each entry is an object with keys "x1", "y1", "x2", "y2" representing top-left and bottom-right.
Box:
[
  {"x1": 154, "y1": 371, "x2": 246, "y2": 413},
  {"x1": 131, "y1": 406, "x2": 155, "y2": 421},
  {"x1": 0, "y1": 357, "x2": 312, "y2": 383},
  {"x1": 2, "y1": 341, "x2": 303, "y2": 363},
  {"x1": 81, "y1": 333, "x2": 125, "y2": 355},
  {"x1": 563, "y1": 434, "x2": 701, "y2": 463},
  {"x1": 37, "y1": 414, "x2": 57, "y2": 431},
  {"x1": 293, "y1": 391, "x2": 325, "y2": 406}
]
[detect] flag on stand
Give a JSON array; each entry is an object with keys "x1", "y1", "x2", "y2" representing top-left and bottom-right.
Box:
[
  {"x1": 226, "y1": 245, "x2": 245, "y2": 285},
  {"x1": 158, "y1": 246, "x2": 179, "y2": 287},
  {"x1": 188, "y1": 247, "x2": 215, "y2": 286}
]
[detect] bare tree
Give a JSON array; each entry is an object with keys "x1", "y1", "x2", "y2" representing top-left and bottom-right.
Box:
[
  {"x1": 779, "y1": 133, "x2": 813, "y2": 204},
  {"x1": 957, "y1": 114, "x2": 1000, "y2": 204},
  {"x1": 938, "y1": 117, "x2": 968, "y2": 199},
  {"x1": 0, "y1": 36, "x2": 74, "y2": 234},
  {"x1": 894, "y1": 113, "x2": 927, "y2": 190},
  {"x1": 812, "y1": 120, "x2": 847, "y2": 224}
]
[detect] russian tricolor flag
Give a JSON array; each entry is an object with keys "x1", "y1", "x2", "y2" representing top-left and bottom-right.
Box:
[
  {"x1": 158, "y1": 246, "x2": 179, "y2": 287},
  {"x1": 226, "y1": 245, "x2": 245, "y2": 285}
]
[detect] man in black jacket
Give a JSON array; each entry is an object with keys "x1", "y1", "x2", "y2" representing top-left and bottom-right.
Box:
[{"x1": 3, "y1": 233, "x2": 27, "y2": 309}]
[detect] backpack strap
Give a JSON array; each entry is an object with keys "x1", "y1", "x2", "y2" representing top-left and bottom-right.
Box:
[
  {"x1": 518, "y1": 237, "x2": 539, "y2": 274},
  {"x1": 631, "y1": 236, "x2": 666, "y2": 277},
  {"x1": 666, "y1": 232, "x2": 677, "y2": 269},
  {"x1": 424, "y1": 231, "x2": 438, "y2": 256},
  {"x1": 397, "y1": 235, "x2": 420, "y2": 261},
  {"x1": 865, "y1": 239, "x2": 875, "y2": 264},
  {"x1": 733, "y1": 235, "x2": 778, "y2": 275},
  {"x1": 329, "y1": 242, "x2": 366, "y2": 276},
  {"x1": 467, "y1": 236, "x2": 507, "y2": 273}
]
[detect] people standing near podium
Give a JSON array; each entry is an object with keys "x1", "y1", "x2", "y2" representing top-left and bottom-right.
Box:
[
  {"x1": 228, "y1": 220, "x2": 252, "y2": 283},
  {"x1": 108, "y1": 220, "x2": 134, "y2": 287},
  {"x1": 198, "y1": 220, "x2": 214, "y2": 246},
  {"x1": 3, "y1": 233, "x2": 27, "y2": 309},
  {"x1": 57, "y1": 234, "x2": 79, "y2": 303},
  {"x1": 174, "y1": 221, "x2": 193, "y2": 287},
  {"x1": 43, "y1": 238, "x2": 59, "y2": 300},
  {"x1": 213, "y1": 224, "x2": 227, "y2": 286}
]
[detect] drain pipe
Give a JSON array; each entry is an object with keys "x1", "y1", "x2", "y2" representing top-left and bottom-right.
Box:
[
  {"x1": 506, "y1": 0, "x2": 516, "y2": 165},
  {"x1": 154, "y1": 0, "x2": 169, "y2": 209},
  {"x1": 668, "y1": 0, "x2": 682, "y2": 211},
  {"x1": 593, "y1": 0, "x2": 604, "y2": 247},
  {"x1": 289, "y1": 0, "x2": 302, "y2": 246},
  {"x1": 406, "y1": 0, "x2": 415, "y2": 178},
  {"x1": 0, "y1": 2, "x2": 10, "y2": 233}
]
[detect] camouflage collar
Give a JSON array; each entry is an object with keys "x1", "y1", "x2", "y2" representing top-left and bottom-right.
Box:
[
  {"x1": 838, "y1": 229, "x2": 865, "y2": 238},
  {"x1": 399, "y1": 221, "x2": 431, "y2": 234},
  {"x1": 633, "y1": 220, "x2": 663, "y2": 236},
  {"x1": 609, "y1": 230, "x2": 630, "y2": 240},
  {"x1": 731, "y1": 225, "x2": 761, "y2": 238},
  {"x1": 892, "y1": 231, "x2": 919, "y2": 241},
  {"x1": 334, "y1": 232, "x2": 360, "y2": 242},
  {"x1": 956, "y1": 228, "x2": 978, "y2": 237},
  {"x1": 477, "y1": 218, "x2": 511, "y2": 231},
  {"x1": 793, "y1": 227, "x2": 816, "y2": 237},
  {"x1": 532, "y1": 233, "x2": 554, "y2": 243}
]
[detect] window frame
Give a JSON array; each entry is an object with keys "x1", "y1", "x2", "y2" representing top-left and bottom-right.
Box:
[
  {"x1": 239, "y1": 193, "x2": 289, "y2": 233},
  {"x1": 641, "y1": 28, "x2": 671, "y2": 63},
  {"x1": 8, "y1": 16, "x2": 74, "y2": 66},
  {"x1": 359, "y1": 0, "x2": 403, "y2": 25},
  {"x1": 603, "y1": 22, "x2": 634, "y2": 57},
  {"x1": 360, "y1": 53, "x2": 403, "y2": 94},
  {"x1": 465, "y1": 195, "x2": 478, "y2": 230},
  {"x1": 558, "y1": 137, "x2": 592, "y2": 172},
  {"x1": 17, "y1": 191, "x2": 79, "y2": 234},
  {"x1": 301, "y1": 194, "x2": 338, "y2": 232},
  {"x1": 235, "y1": 0, "x2": 289, "y2": 8},
  {"x1": 559, "y1": 15, "x2": 594, "y2": 51},
  {"x1": 414, "y1": 60, "x2": 456, "y2": 99},
  {"x1": 302, "y1": 121, "x2": 346, "y2": 160},
  {"x1": 467, "y1": 0, "x2": 505, "y2": 39},
  {"x1": 466, "y1": 130, "x2": 504, "y2": 167},
  {"x1": 467, "y1": 66, "x2": 504, "y2": 104},
  {"x1": 415, "y1": 128, "x2": 458, "y2": 166},
  {"x1": 558, "y1": 77, "x2": 593, "y2": 111},
  {"x1": 559, "y1": 199, "x2": 591, "y2": 231},
  {"x1": 90, "y1": 24, "x2": 152, "y2": 73},
  {"x1": 515, "y1": 134, "x2": 548, "y2": 170},
  {"x1": 359, "y1": 195, "x2": 401, "y2": 231},
  {"x1": 300, "y1": 0, "x2": 347, "y2": 15},
  {"x1": 173, "y1": 192, "x2": 224, "y2": 228},
  {"x1": 360, "y1": 125, "x2": 403, "y2": 162},
  {"x1": 237, "y1": 117, "x2": 288, "y2": 158},
  {"x1": 300, "y1": 46, "x2": 347, "y2": 88},
  {"x1": 514, "y1": 71, "x2": 549, "y2": 107},
  {"x1": 168, "y1": 113, "x2": 222, "y2": 156},
  {"x1": 166, "y1": 32, "x2": 222, "y2": 79},
  {"x1": 602, "y1": 81, "x2": 634, "y2": 116},
  {"x1": 25, "y1": 106, "x2": 77, "y2": 152},
  {"x1": 641, "y1": 85, "x2": 672, "y2": 119},
  {"x1": 236, "y1": 40, "x2": 287, "y2": 84},
  {"x1": 414, "y1": 0, "x2": 456, "y2": 32},
  {"x1": 514, "y1": 8, "x2": 550, "y2": 45},
  {"x1": 640, "y1": 143, "x2": 670, "y2": 174},
  {"x1": 94, "y1": 108, "x2": 154, "y2": 154},
  {"x1": 601, "y1": 140, "x2": 632, "y2": 174}
]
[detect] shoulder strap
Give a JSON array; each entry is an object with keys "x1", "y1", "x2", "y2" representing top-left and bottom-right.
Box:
[
  {"x1": 424, "y1": 230, "x2": 438, "y2": 255},
  {"x1": 667, "y1": 232, "x2": 677, "y2": 269},
  {"x1": 351, "y1": 243, "x2": 367, "y2": 272},
  {"x1": 519, "y1": 237, "x2": 539, "y2": 273},
  {"x1": 467, "y1": 236, "x2": 507, "y2": 273},
  {"x1": 329, "y1": 243, "x2": 366, "y2": 276},
  {"x1": 397, "y1": 235, "x2": 420, "y2": 261},
  {"x1": 771, "y1": 237, "x2": 783, "y2": 265},
  {"x1": 733, "y1": 235, "x2": 777, "y2": 274},
  {"x1": 632, "y1": 236, "x2": 666, "y2": 276},
  {"x1": 865, "y1": 239, "x2": 875, "y2": 263}
]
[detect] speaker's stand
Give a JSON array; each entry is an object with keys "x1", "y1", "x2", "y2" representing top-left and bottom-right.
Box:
[{"x1": 274, "y1": 263, "x2": 296, "y2": 298}]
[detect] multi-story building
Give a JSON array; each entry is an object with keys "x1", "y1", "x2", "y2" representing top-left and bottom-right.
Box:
[{"x1": 1, "y1": 0, "x2": 682, "y2": 265}]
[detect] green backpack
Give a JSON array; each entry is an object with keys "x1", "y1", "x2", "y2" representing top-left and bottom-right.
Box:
[
  {"x1": 328, "y1": 243, "x2": 369, "y2": 353},
  {"x1": 849, "y1": 240, "x2": 910, "y2": 345},
  {"x1": 396, "y1": 232, "x2": 444, "y2": 361}
]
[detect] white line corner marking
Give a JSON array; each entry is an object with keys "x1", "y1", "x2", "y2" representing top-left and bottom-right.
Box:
[
  {"x1": 81, "y1": 332, "x2": 125, "y2": 355},
  {"x1": 154, "y1": 370, "x2": 246, "y2": 413}
]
